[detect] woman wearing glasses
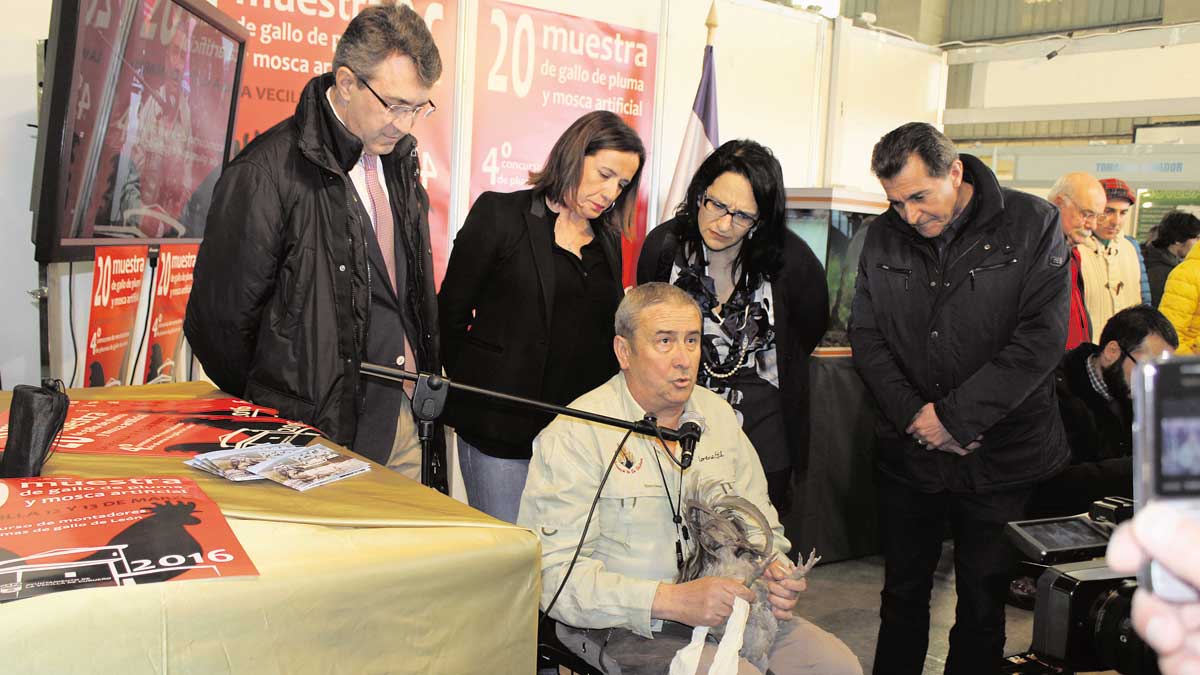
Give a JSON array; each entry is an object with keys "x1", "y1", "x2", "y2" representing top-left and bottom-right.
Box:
[
  {"x1": 636, "y1": 139, "x2": 828, "y2": 519},
  {"x1": 439, "y1": 111, "x2": 644, "y2": 522}
]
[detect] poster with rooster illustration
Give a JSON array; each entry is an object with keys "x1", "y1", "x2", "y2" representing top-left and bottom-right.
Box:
[
  {"x1": 0, "y1": 397, "x2": 324, "y2": 457},
  {"x1": 0, "y1": 476, "x2": 257, "y2": 602}
]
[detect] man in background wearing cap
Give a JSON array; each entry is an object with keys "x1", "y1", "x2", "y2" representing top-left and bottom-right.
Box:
[{"x1": 1078, "y1": 177, "x2": 1150, "y2": 340}]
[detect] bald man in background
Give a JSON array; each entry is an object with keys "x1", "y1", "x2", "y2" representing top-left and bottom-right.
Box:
[{"x1": 1049, "y1": 173, "x2": 1106, "y2": 349}]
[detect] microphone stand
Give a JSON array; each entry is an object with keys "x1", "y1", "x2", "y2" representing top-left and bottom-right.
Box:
[{"x1": 359, "y1": 362, "x2": 696, "y2": 494}]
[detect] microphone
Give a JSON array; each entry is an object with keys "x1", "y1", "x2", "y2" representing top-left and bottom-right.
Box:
[{"x1": 677, "y1": 411, "x2": 706, "y2": 469}]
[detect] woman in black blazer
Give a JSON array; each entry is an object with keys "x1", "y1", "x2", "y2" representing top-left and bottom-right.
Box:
[
  {"x1": 636, "y1": 139, "x2": 829, "y2": 518},
  {"x1": 439, "y1": 111, "x2": 645, "y2": 522}
]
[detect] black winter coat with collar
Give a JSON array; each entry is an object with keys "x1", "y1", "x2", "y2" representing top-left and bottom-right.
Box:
[
  {"x1": 185, "y1": 73, "x2": 441, "y2": 461},
  {"x1": 849, "y1": 154, "x2": 1071, "y2": 493}
]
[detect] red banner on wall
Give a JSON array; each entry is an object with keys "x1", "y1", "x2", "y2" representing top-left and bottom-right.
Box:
[
  {"x1": 215, "y1": 0, "x2": 459, "y2": 285},
  {"x1": 142, "y1": 244, "x2": 198, "y2": 384},
  {"x1": 84, "y1": 246, "x2": 150, "y2": 388},
  {"x1": 469, "y1": 0, "x2": 657, "y2": 287},
  {"x1": 0, "y1": 476, "x2": 257, "y2": 602}
]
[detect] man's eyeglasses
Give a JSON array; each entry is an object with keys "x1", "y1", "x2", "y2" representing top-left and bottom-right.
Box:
[
  {"x1": 1064, "y1": 194, "x2": 1101, "y2": 223},
  {"x1": 701, "y1": 193, "x2": 758, "y2": 230},
  {"x1": 1120, "y1": 346, "x2": 1139, "y2": 366},
  {"x1": 352, "y1": 70, "x2": 436, "y2": 123}
]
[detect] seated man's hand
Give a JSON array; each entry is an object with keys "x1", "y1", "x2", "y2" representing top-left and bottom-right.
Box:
[
  {"x1": 653, "y1": 577, "x2": 757, "y2": 628},
  {"x1": 763, "y1": 559, "x2": 807, "y2": 620}
]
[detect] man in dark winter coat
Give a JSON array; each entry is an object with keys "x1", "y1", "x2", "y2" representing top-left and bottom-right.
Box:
[
  {"x1": 849, "y1": 122, "x2": 1071, "y2": 675},
  {"x1": 186, "y1": 6, "x2": 444, "y2": 486},
  {"x1": 1031, "y1": 306, "x2": 1178, "y2": 518}
]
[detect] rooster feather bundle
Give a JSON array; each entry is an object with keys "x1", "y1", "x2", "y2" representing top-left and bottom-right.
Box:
[{"x1": 676, "y1": 483, "x2": 819, "y2": 672}]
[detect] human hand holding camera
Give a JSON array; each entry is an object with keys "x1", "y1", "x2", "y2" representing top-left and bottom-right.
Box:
[{"x1": 1108, "y1": 502, "x2": 1200, "y2": 674}]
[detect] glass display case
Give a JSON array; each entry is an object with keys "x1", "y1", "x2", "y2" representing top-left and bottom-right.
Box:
[{"x1": 784, "y1": 187, "x2": 888, "y2": 352}]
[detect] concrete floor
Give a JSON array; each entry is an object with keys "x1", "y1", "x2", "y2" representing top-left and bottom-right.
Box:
[{"x1": 801, "y1": 542, "x2": 1037, "y2": 674}]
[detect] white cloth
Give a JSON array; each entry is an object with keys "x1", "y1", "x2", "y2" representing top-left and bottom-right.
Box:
[
  {"x1": 517, "y1": 372, "x2": 788, "y2": 638},
  {"x1": 668, "y1": 596, "x2": 750, "y2": 675},
  {"x1": 669, "y1": 626, "x2": 708, "y2": 675}
]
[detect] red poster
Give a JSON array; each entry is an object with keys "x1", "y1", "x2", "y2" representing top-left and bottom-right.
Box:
[
  {"x1": 84, "y1": 245, "x2": 150, "y2": 388},
  {"x1": 470, "y1": 1, "x2": 657, "y2": 287},
  {"x1": 143, "y1": 244, "x2": 198, "y2": 384},
  {"x1": 0, "y1": 398, "x2": 324, "y2": 457},
  {"x1": 216, "y1": 0, "x2": 459, "y2": 285},
  {"x1": 0, "y1": 476, "x2": 257, "y2": 602}
]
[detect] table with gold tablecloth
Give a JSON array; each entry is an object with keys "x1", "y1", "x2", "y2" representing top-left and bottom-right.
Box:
[{"x1": 0, "y1": 382, "x2": 540, "y2": 674}]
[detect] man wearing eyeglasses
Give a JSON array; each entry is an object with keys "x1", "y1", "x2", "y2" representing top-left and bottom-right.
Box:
[
  {"x1": 187, "y1": 5, "x2": 445, "y2": 486},
  {"x1": 850, "y1": 123, "x2": 1070, "y2": 674},
  {"x1": 1030, "y1": 305, "x2": 1177, "y2": 519},
  {"x1": 1048, "y1": 172, "x2": 1107, "y2": 349}
]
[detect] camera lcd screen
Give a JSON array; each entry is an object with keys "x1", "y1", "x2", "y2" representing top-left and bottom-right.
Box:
[
  {"x1": 1019, "y1": 518, "x2": 1109, "y2": 550},
  {"x1": 1159, "y1": 398, "x2": 1200, "y2": 496}
]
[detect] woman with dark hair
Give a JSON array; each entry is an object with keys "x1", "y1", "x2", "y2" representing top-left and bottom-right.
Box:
[
  {"x1": 439, "y1": 111, "x2": 644, "y2": 522},
  {"x1": 636, "y1": 139, "x2": 829, "y2": 516},
  {"x1": 1144, "y1": 210, "x2": 1200, "y2": 307}
]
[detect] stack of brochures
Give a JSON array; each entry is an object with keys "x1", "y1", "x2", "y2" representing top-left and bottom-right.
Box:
[{"x1": 186, "y1": 443, "x2": 371, "y2": 491}]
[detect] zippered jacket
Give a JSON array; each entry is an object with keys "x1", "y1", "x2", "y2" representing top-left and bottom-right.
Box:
[
  {"x1": 849, "y1": 154, "x2": 1070, "y2": 493},
  {"x1": 186, "y1": 73, "x2": 441, "y2": 457}
]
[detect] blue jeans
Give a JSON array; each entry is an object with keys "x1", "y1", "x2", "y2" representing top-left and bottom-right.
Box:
[{"x1": 457, "y1": 436, "x2": 530, "y2": 523}]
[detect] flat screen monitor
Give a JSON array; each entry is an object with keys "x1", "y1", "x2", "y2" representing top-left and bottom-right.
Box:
[{"x1": 31, "y1": 0, "x2": 247, "y2": 262}]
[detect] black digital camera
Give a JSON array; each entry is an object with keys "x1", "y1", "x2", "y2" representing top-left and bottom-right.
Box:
[{"x1": 1004, "y1": 498, "x2": 1158, "y2": 674}]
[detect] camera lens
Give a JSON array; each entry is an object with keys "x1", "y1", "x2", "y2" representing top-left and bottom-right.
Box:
[{"x1": 1090, "y1": 580, "x2": 1159, "y2": 675}]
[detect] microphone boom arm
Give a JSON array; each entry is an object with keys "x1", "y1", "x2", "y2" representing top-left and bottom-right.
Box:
[{"x1": 359, "y1": 362, "x2": 695, "y2": 487}]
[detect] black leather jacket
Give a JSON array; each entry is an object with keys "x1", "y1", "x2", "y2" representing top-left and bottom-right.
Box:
[
  {"x1": 186, "y1": 73, "x2": 441, "y2": 452},
  {"x1": 849, "y1": 154, "x2": 1070, "y2": 493}
]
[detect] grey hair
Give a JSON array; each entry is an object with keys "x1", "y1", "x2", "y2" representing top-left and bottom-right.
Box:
[
  {"x1": 332, "y1": 4, "x2": 442, "y2": 87},
  {"x1": 870, "y1": 122, "x2": 958, "y2": 180},
  {"x1": 614, "y1": 283, "x2": 700, "y2": 340}
]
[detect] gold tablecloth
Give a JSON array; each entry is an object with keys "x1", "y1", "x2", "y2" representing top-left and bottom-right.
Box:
[{"x1": 0, "y1": 383, "x2": 540, "y2": 674}]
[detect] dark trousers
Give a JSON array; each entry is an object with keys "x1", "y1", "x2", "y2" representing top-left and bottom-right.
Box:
[{"x1": 872, "y1": 471, "x2": 1032, "y2": 675}]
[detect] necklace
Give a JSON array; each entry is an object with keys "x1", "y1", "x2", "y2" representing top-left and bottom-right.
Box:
[
  {"x1": 702, "y1": 338, "x2": 749, "y2": 379},
  {"x1": 702, "y1": 304, "x2": 752, "y2": 379}
]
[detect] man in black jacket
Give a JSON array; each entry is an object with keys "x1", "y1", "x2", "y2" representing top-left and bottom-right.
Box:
[
  {"x1": 1031, "y1": 306, "x2": 1178, "y2": 518},
  {"x1": 849, "y1": 123, "x2": 1070, "y2": 675},
  {"x1": 186, "y1": 6, "x2": 444, "y2": 486}
]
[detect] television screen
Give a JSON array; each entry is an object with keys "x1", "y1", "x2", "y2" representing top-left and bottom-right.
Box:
[{"x1": 32, "y1": 0, "x2": 246, "y2": 262}]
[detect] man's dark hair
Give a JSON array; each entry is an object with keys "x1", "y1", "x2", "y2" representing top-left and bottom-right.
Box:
[
  {"x1": 333, "y1": 4, "x2": 442, "y2": 87},
  {"x1": 870, "y1": 122, "x2": 958, "y2": 180},
  {"x1": 1152, "y1": 210, "x2": 1200, "y2": 248},
  {"x1": 528, "y1": 111, "x2": 645, "y2": 235},
  {"x1": 672, "y1": 139, "x2": 787, "y2": 288},
  {"x1": 1099, "y1": 305, "x2": 1180, "y2": 353}
]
